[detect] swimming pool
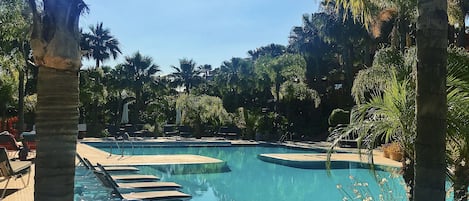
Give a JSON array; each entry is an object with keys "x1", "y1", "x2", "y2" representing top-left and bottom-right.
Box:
[
  {"x1": 87, "y1": 143, "x2": 408, "y2": 201},
  {"x1": 74, "y1": 166, "x2": 118, "y2": 201}
]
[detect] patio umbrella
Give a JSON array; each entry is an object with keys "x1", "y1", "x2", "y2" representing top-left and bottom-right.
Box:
[{"x1": 121, "y1": 102, "x2": 131, "y2": 124}]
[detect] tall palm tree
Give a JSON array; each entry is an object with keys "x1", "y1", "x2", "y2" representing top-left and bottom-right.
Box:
[
  {"x1": 330, "y1": 0, "x2": 417, "y2": 51},
  {"x1": 220, "y1": 57, "x2": 253, "y2": 92},
  {"x1": 248, "y1": 43, "x2": 286, "y2": 61},
  {"x1": 171, "y1": 58, "x2": 201, "y2": 94},
  {"x1": 288, "y1": 12, "x2": 342, "y2": 90},
  {"x1": 414, "y1": 0, "x2": 448, "y2": 200},
  {"x1": 216, "y1": 57, "x2": 256, "y2": 111},
  {"x1": 121, "y1": 52, "x2": 160, "y2": 122},
  {"x1": 81, "y1": 22, "x2": 121, "y2": 68},
  {"x1": 28, "y1": 0, "x2": 87, "y2": 200}
]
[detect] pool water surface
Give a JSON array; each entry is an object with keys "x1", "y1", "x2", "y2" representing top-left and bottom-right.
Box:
[{"x1": 92, "y1": 145, "x2": 408, "y2": 201}]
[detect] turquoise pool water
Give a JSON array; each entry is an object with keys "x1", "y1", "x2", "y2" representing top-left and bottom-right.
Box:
[{"x1": 90, "y1": 144, "x2": 408, "y2": 201}]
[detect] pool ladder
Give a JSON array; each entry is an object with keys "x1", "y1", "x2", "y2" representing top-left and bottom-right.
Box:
[
  {"x1": 279, "y1": 132, "x2": 293, "y2": 142},
  {"x1": 109, "y1": 133, "x2": 135, "y2": 157}
]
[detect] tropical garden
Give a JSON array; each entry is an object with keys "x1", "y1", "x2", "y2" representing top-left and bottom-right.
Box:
[{"x1": 0, "y1": 0, "x2": 468, "y2": 200}]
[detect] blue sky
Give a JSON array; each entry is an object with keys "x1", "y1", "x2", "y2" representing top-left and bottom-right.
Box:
[{"x1": 79, "y1": 0, "x2": 320, "y2": 73}]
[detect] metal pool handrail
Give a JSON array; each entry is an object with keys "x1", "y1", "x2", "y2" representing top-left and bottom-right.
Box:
[{"x1": 109, "y1": 133, "x2": 135, "y2": 157}]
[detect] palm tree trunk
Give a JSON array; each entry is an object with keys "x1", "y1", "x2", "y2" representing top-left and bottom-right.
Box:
[
  {"x1": 456, "y1": 0, "x2": 467, "y2": 47},
  {"x1": 28, "y1": 0, "x2": 83, "y2": 200},
  {"x1": 414, "y1": 0, "x2": 448, "y2": 200},
  {"x1": 17, "y1": 67, "x2": 25, "y2": 134},
  {"x1": 17, "y1": 43, "x2": 30, "y2": 134},
  {"x1": 35, "y1": 67, "x2": 78, "y2": 201}
]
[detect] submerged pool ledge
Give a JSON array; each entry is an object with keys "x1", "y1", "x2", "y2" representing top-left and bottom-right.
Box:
[
  {"x1": 258, "y1": 153, "x2": 402, "y2": 170},
  {"x1": 77, "y1": 143, "x2": 227, "y2": 171}
]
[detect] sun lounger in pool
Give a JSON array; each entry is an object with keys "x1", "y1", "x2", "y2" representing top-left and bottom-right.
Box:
[
  {"x1": 115, "y1": 181, "x2": 182, "y2": 189},
  {"x1": 83, "y1": 159, "x2": 159, "y2": 181},
  {"x1": 116, "y1": 190, "x2": 191, "y2": 201},
  {"x1": 96, "y1": 163, "x2": 191, "y2": 201},
  {"x1": 80, "y1": 156, "x2": 139, "y2": 172},
  {"x1": 110, "y1": 174, "x2": 159, "y2": 181},
  {"x1": 104, "y1": 166, "x2": 139, "y2": 172},
  {"x1": 80, "y1": 157, "x2": 158, "y2": 181},
  {"x1": 95, "y1": 164, "x2": 181, "y2": 190}
]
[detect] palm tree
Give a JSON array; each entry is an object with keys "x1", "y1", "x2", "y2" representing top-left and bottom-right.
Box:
[
  {"x1": 171, "y1": 58, "x2": 201, "y2": 94},
  {"x1": 330, "y1": 71, "x2": 417, "y2": 199},
  {"x1": 414, "y1": 0, "x2": 448, "y2": 200},
  {"x1": 220, "y1": 58, "x2": 252, "y2": 92},
  {"x1": 329, "y1": 46, "x2": 469, "y2": 201},
  {"x1": 445, "y1": 48, "x2": 469, "y2": 201},
  {"x1": 330, "y1": 0, "x2": 417, "y2": 51},
  {"x1": 289, "y1": 13, "x2": 334, "y2": 85},
  {"x1": 198, "y1": 64, "x2": 212, "y2": 80},
  {"x1": 28, "y1": 0, "x2": 87, "y2": 200},
  {"x1": 248, "y1": 43, "x2": 286, "y2": 61},
  {"x1": 81, "y1": 22, "x2": 121, "y2": 68},
  {"x1": 121, "y1": 52, "x2": 160, "y2": 122}
]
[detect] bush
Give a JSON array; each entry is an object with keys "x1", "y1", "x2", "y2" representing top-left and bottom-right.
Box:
[
  {"x1": 176, "y1": 94, "x2": 232, "y2": 137},
  {"x1": 328, "y1": 108, "x2": 350, "y2": 127}
]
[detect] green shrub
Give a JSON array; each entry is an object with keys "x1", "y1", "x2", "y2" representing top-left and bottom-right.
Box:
[{"x1": 328, "y1": 108, "x2": 350, "y2": 126}]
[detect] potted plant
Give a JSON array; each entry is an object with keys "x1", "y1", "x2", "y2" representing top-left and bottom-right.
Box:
[{"x1": 387, "y1": 142, "x2": 403, "y2": 161}]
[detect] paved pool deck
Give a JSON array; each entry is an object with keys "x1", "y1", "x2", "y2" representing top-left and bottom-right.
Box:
[
  {"x1": 76, "y1": 142, "x2": 224, "y2": 166},
  {"x1": 2, "y1": 137, "x2": 402, "y2": 200}
]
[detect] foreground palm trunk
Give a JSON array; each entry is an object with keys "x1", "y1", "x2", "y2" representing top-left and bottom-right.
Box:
[
  {"x1": 28, "y1": 0, "x2": 85, "y2": 200},
  {"x1": 35, "y1": 67, "x2": 79, "y2": 201},
  {"x1": 414, "y1": 0, "x2": 448, "y2": 200}
]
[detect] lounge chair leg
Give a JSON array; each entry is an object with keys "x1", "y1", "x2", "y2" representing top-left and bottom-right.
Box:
[
  {"x1": 1, "y1": 177, "x2": 11, "y2": 199},
  {"x1": 19, "y1": 169, "x2": 32, "y2": 188}
]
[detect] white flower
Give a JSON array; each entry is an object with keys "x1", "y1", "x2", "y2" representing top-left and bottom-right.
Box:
[
  {"x1": 363, "y1": 196, "x2": 373, "y2": 201},
  {"x1": 337, "y1": 184, "x2": 343, "y2": 189},
  {"x1": 379, "y1": 178, "x2": 388, "y2": 185},
  {"x1": 460, "y1": 160, "x2": 466, "y2": 167}
]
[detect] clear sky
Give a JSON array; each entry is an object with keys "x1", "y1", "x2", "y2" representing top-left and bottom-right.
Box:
[{"x1": 79, "y1": 0, "x2": 320, "y2": 73}]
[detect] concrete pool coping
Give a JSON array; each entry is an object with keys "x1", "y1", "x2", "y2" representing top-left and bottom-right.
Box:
[{"x1": 76, "y1": 142, "x2": 225, "y2": 167}]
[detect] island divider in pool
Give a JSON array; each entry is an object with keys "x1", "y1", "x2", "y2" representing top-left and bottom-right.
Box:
[{"x1": 258, "y1": 153, "x2": 401, "y2": 170}]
